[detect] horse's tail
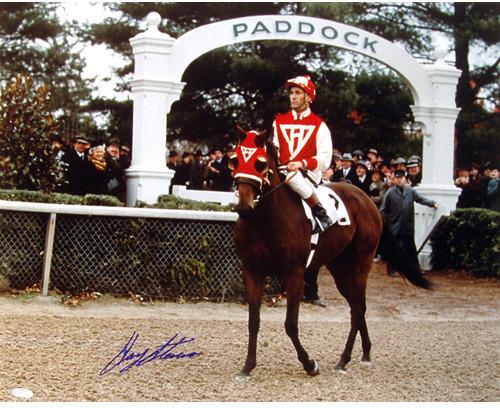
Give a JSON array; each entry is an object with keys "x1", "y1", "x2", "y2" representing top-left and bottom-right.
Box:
[{"x1": 378, "y1": 222, "x2": 432, "y2": 289}]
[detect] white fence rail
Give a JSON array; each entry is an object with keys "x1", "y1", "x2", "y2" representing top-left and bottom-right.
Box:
[
  {"x1": 172, "y1": 185, "x2": 238, "y2": 206},
  {"x1": 0, "y1": 200, "x2": 246, "y2": 299}
]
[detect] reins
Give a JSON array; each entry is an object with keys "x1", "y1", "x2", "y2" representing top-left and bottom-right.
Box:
[
  {"x1": 253, "y1": 165, "x2": 303, "y2": 204},
  {"x1": 254, "y1": 175, "x2": 287, "y2": 205}
]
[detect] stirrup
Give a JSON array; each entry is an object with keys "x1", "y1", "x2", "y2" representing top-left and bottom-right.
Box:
[
  {"x1": 311, "y1": 205, "x2": 334, "y2": 234},
  {"x1": 312, "y1": 217, "x2": 333, "y2": 234}
]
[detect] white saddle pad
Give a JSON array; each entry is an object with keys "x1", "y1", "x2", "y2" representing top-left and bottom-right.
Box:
[
  {"x1": 301, "y1": 185, "x2": 351, "y2": 229},
  {"x1": 302, "y1": 186, "x2": 351, "y2": 268}
]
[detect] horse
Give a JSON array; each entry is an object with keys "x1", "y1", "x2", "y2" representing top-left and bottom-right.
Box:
[{"x1": 231, "y1": 126, "x2": 431, "y2": 377}]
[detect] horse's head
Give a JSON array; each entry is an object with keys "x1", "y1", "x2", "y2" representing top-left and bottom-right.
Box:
[{"x1": 230, "y1": 125, "x2": 273, "y2": 219}]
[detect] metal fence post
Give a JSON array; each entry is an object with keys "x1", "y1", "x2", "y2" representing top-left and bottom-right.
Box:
[{"x1": 41, "y1": 213, "x2": 57, "y2": 296}]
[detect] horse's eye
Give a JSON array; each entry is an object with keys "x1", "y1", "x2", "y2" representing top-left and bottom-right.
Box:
[
  {"x1": 254, "y1": 156, "x2": 268, "y2": 173},
  {"x1": 228, "y1": 155, "x2": 238, "y2": 171}
]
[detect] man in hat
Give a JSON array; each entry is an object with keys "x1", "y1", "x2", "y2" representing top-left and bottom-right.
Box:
[
  {"x1": 352, "y1": 160, "x2": 371, "y2": 194},
  {"x1": 380, "y1": 170, "x2": 439, "y2": 276},
  {"x1": 332, "y1": 152, "x2": 357, "y2": 184},
  {"x1": 368, "y1": 168, "x2": 387, "y2": 208},
  {"x1": 352, "y1": 149, "x2": 364, "y2": 164},
  {"x1": 273, "y1": 74, "x2": 334, "y2": 233},
  {"x1": 119, "y1": 145, "x2": 131, "y2": 170},
  {"x1": 392, "y1": 157, "x2": 407, "y2": 172},
  {"x1": 105, "y1": 138, "x2": 126, "y2": 200},
  {"x1": 61, "y1": 132, "x2": 91, "y2": 195},
  {"x1": 367, "y1": 148, "x2": 379, "y2": 166},
  {"x1": 406, "y1": 158, "x2": 422, "y2": 187}
]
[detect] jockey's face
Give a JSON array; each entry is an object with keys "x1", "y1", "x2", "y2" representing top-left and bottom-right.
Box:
[{"x1": 289, "y1": 87, "x2": 311, "y2": 112}]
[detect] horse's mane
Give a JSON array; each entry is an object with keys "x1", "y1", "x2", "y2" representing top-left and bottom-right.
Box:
[{"x1": 265, "y1": 139, "x2": 279, "y2": 168}]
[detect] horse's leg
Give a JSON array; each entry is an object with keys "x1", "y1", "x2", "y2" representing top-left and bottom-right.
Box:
[
  {"x1": 328, "y1": 256, "x2": 371, "y2": 372},
  {"x1": 238, "y1": 269, "x2": 263, "y2": 377},
  {"x1": 284, "y1": 271, "x2": 319, "y2": 376}
]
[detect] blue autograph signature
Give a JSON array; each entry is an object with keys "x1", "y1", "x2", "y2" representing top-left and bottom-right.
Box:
[{"x1": 99, "y1": 331, "x2": 201, "y2": 375}]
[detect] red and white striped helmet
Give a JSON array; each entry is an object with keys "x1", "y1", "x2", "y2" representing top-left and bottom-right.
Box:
[{"x1": 284, "y1": 75, "x2": 316, "y2": 101}]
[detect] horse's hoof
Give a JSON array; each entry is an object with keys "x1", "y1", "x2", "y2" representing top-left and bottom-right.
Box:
[
  {"x1": 360, "y1": 359, "x2": 372, "y2": 368},
  {"x1": 335, "y1": 363, "x2": 347, "y2": 375},
  {"x1": 235, "y1": 370, "x2": 251, "y2": 381},
  {"x1": 306, "y1": 359, "x2": 320, "y2": 376},
  {"x1": 335, "y1": 367, "x2": 347, "y2": 375}
]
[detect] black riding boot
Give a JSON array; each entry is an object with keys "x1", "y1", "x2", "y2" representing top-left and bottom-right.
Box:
[{"x1": 306, "y1": 193, "x2": 334, "y2": 234}]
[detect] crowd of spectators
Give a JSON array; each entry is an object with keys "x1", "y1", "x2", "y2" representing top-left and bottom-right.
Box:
[
  {"x1": 57, "y1": 133, "x2": 498, "y2": 213},
  {"x1": 168, "y1": 145, "x2": 235, "y2": 193},
  {"x1": 55, "y1": 133, "x2": 131, "y2": 202},
  {"x1": 454, "y1": 163, "x2": 499, "y2": 211},
  {"x1": 167, "y1": 143, "x2": 499, "y2": 212}
]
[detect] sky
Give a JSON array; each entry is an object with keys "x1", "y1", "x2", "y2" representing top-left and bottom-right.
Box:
[{"x1": 55, "y1": 1, "x2": 129, "y2": 101}]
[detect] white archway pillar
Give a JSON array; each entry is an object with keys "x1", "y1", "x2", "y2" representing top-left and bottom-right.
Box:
[
  {"x1": 125, "y1": 13, "x2": 185, "y2": 206},
  {"x1": 411, "y1": 55, "x2": 461, "y2": 267},
  {"x1": 125, "y1": 12, "x2": 463, "y2": 247}
]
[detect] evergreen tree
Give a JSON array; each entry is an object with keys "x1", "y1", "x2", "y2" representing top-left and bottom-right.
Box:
[
  {"x1": 352, "y1": 2, "x2": 499, "y2": 166},
  {"x1": 0, "y1": 2, "x2": 94, "y2": 133},
  {"x1": 85, "y1": 2, "x2": 419, "y2": 154},
  {"x1": 86, "y1": 1, "x2": 497, "y2": 165}
]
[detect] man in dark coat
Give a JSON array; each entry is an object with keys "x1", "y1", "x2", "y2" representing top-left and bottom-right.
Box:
[
  {"x1": 352, "y1": 160, "x2": 371, "y2": 194},
  {"x1": 332, "y1": 153, "x2": 357, "y2": 183},
  {"x1": 209, "y1": 147, "x2": 233, "y2": 191},
  {"x1": 105, "y1": 139, "x2": 126, "y2": 200},
  {"x1": 380, "y1": 170, "x2": 439, "y2": 276},
  {"x1": 61, "y1": 133, "x2": 90, "y2": 195}
]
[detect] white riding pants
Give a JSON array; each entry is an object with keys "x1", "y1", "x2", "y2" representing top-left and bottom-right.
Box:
[{"x1": 285, "y1": 169, "x2": 321, "y2": 199}]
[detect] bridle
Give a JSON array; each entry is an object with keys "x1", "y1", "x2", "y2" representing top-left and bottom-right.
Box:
[
  {"x1": 251, "y1": 170, "x2": 287, "y2": 205},
  {"x1": 236, "y1": 162, "x2": 298, "y2": 206}
]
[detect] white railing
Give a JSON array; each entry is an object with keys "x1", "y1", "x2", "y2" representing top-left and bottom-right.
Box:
[
  {"x1": 0, "y1": 199, "x2": 238, "y2": 221},
  {"x1": 0, "y1": 200, "x2": 239, "y2": 297},
  {"x1": 172, "y1": 185, "x2": 238, "y2": 206}
]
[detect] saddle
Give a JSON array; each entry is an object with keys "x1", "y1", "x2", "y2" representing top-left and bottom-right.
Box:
[
  {"x1": 301, "y1": 185, "x2": 351, "y2": 229},
  {"x1": 301, "y1": 186, "x2": 351, "y2": 268}
]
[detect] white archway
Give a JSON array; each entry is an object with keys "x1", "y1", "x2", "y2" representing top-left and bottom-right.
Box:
[{"x1": 125, "y1": 13, "x2": 461, "y2": 264}]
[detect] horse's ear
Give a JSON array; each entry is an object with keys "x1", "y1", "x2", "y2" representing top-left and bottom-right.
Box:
[
  {"x1": 254, "y1": 129, "x2": 269, "y2": 148},
  {"x1": 235, "y1": 123, "x2": 247, "y2": 143}
]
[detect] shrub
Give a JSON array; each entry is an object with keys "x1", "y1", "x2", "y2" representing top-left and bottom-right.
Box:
[
  {"x1": 431, "y1": 208, "x2": 500, "y2": 278},
  {"x1": 0, "y1": 189, "x2": 233, "y2": 212},
  {"x1": 0, "y1": 189, "x2": 123, "y2": 207},
  {"x1": 134, "y1": 194, "x2": 234, "y2": 212},
  {"x1": 0, "y1": 75, "x2": 64, "y2": 192}
]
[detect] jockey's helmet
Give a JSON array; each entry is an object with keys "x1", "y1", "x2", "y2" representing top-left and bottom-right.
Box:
[{"x1": 284, "y1": 75, "x2": 316, "y2": 101}]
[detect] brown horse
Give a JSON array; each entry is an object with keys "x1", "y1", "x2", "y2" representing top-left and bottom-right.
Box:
[{"x1": 231, "y1": 127, "x2": 431, "y2": 377}]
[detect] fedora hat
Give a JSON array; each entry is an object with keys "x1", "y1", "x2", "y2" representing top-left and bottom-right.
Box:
[
  {"x1": 340, "y1": 153, "x2": 354, "y2": 162},
  {"x1": 74, "y1": 132, "x2": 89, "y2": 144}
]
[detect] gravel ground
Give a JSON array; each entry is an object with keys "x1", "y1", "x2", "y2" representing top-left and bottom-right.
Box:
[{"x1": 0, "y1": 263, "x2": 498, "y2": 402}]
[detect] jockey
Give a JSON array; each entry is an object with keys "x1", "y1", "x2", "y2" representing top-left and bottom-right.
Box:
[{"x1": 273, "y1": 75, "x2": 334, "y2": 233}]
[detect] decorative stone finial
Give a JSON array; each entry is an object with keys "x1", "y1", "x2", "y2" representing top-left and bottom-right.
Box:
[
  {"x1": 146, "y1": 12, "x2": 162, "y2": 31},
  {"x1": 433, "y1": 42, "x2": 449, "y2": 65}
]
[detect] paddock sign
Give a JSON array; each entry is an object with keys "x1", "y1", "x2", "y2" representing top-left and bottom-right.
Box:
[{"x1": 232, "y1": 18, "x2": 378, "y2": 54}]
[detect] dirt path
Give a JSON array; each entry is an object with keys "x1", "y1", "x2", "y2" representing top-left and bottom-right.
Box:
[{"x1": 0, "y1": 263, "x2": 499, "y2": 402}]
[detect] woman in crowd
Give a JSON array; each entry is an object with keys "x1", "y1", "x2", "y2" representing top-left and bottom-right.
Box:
[{"x1": 85, "y1": 145, "x2": 110, "y2": 194}]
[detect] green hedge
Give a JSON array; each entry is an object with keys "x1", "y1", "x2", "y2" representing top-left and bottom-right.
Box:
[
  {"x1": 0, "y1": 189, "x2": 124, "y2": 207},
  {"x1": 145, "y1": 194, "x2": 234, "y2": 212},
  {"x1": 431, "y1": 208, "x2": 500, "y2": 278},
  {"x1": 0, "y1": 189, "x2": 234, "y2": 211}
]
